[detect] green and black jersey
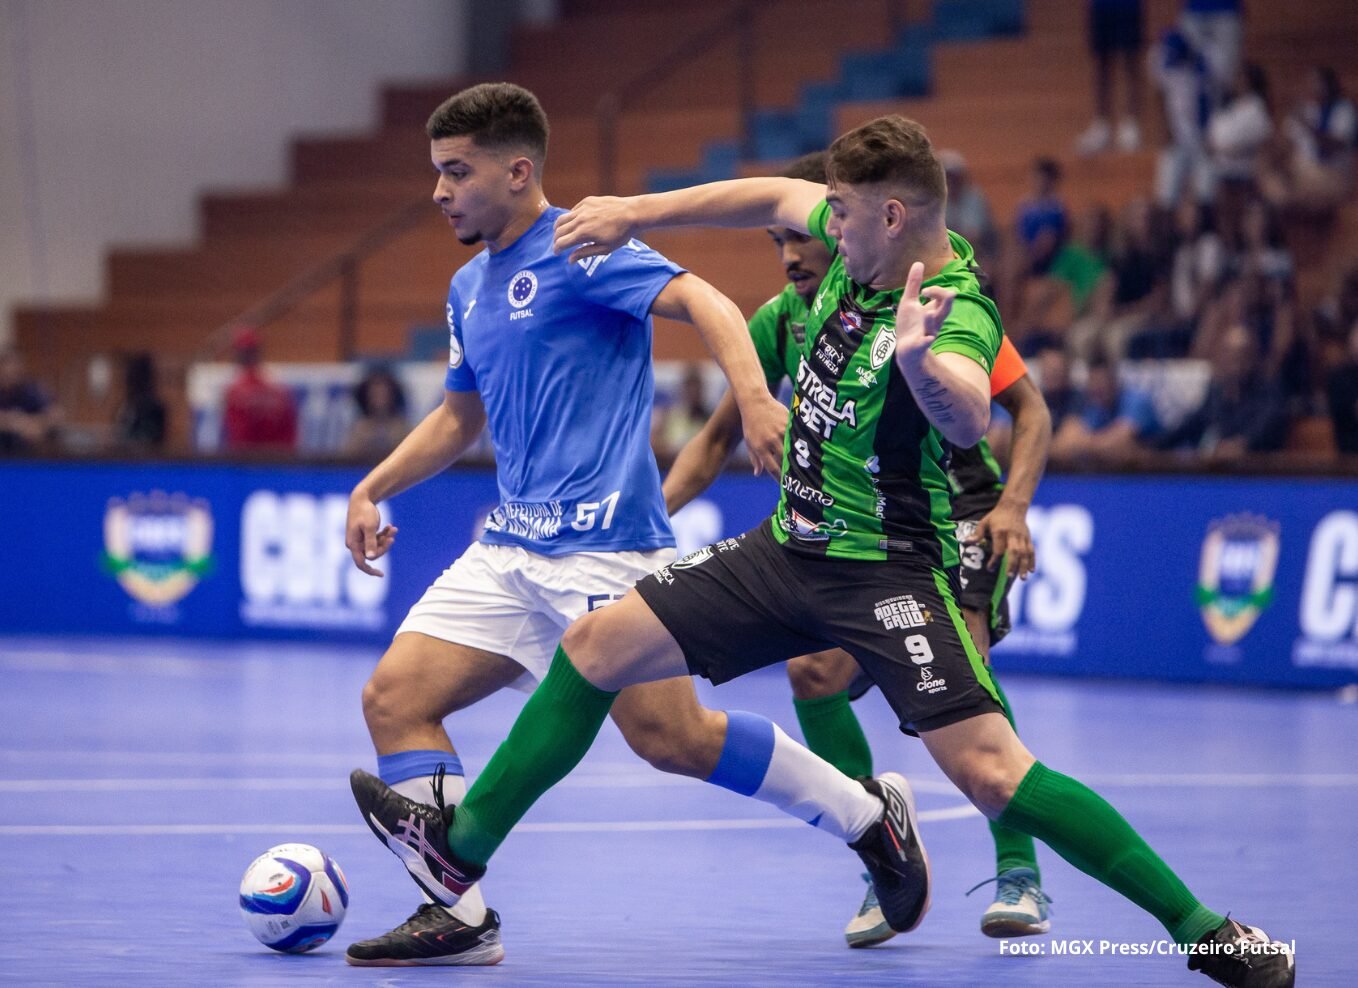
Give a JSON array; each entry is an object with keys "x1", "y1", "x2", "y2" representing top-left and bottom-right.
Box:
[
  {"x1": 748, "y1": 284, "x2": 1010, "y2": 528},
  {"x1": 767, "y1": 201, "x2": 1002, "y2": 567},
  {"x1": 947, "y1": 444, "x2": 1005, "y2": 522}
]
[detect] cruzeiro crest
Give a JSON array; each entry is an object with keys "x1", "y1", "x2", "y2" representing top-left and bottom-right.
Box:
[
  {"x1": 103, "y1": 492, "x2": 214, "y2": 607},
  {"x1": 1195, "y1": 514, "x2": 1280, "y2": 645}
]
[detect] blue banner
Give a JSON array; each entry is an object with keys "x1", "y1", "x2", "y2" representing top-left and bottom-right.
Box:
[{"x1": 3, "y1": 461, "x2": 1355, "y2": 688}]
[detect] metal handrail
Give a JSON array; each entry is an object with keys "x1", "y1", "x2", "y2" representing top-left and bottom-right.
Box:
[
  {"x1": 195, "y1": 197, "x2": 430, "y2": 363},
  {"x1": 596, "y1": 1, "x2": 755, "y2": 194}
]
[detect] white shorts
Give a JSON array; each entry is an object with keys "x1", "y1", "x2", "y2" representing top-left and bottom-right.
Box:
[{"x1": 397, "y1": 541, "x2": 676, "y2": 692}]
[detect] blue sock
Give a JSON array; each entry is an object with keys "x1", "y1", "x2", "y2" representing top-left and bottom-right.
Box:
[{"x1": 377, "y1": 748, "x2": 463, "y2": 785}]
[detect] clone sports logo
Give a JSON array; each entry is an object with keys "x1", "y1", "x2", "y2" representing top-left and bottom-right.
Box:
[
  {"x1": 1195, "y1": 514, "x2": 1280, "y2": 645},
  {"x1": 102, "y1": 492, "x2": 214, "y2": 606}
]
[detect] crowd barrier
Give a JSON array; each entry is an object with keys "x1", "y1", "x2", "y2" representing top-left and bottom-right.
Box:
[{"x1": 5, "y1": 460, "x2": 1355, "y2": 689}]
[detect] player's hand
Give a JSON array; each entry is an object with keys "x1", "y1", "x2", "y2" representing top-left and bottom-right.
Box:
[
  {"x1": 741, "y1": 393, "x2": 788, "y2": 477},
  {"x1": 966, "y1": 501, "x2": 1035, "y2": 578},
  {"x1": 552, "y1": 196, "x2": 638, "y2": 263},
  {"x1": 346, "y1": 494, "x2": 398, "y2": 577},
  {"x1": 894, "y1": 261, "x2": 956, "y2": 367}
]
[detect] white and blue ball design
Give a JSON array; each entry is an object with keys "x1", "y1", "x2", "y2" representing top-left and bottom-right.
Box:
[{"x1": 239, "y1": 843, "x2": 349, "y2": 953}]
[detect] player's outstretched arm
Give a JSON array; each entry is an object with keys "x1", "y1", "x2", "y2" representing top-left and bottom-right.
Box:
[
  {"x1": 650, "y1": 273, "x2": 786, "y2": 477},
  {"x1": 345, "y1": 390, "x2": 487, "y2": 576},
  {"x1": 662, "y1": 390, "x2": 745, "y2": 514},
  {"x1": 553, "y1": 178, "x2": 826, "y2": 263},
  {"x1": 971, "y1": 374, "x2": 1051, "y2": 577},
  {"x1": 894, "y1": 262, "x2": 991, "y2": 448}
]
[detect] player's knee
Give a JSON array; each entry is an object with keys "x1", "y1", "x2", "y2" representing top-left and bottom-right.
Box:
[
  {"x1": 786, "y1": 653, "x2": 839, "y2": 699},
  {"x1": 561, "y1": 611, "x2": 617, "y2": 684},
  {"x1": 361, "y1": 668, "x2": 422, "y2": 739},
  {"x1": 958, "y1": 759, "x2": 1025, "y2": 819},
  {"x1": 619, "y1": 711, "x2": 710, "y2": 778}
]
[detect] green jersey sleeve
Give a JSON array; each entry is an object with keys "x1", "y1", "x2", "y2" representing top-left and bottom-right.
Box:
[
  {"x1": 807, "y1": 200, "x2": 835, "y2": 251},
  {"x1": 747, "y1": 294, "x2": 793, "y2": 390},
  {"x1": 929, "y1": 295, "x2": 1001, "y2": 375}
]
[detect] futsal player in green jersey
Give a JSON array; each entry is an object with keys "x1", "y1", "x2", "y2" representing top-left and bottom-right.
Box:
[
  {"x1": 353, "y1": 115, "x2": 1293, "y2": 986},
  {"x1": 662, "y1": 151, "x2": 1056, "y2": 947}
]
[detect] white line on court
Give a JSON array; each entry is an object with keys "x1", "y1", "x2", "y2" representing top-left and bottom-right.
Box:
[
  {"x1": 3, "y1": 772, "x2": 1354, "y2": 794},
  {"x1": 0, "y1": 804, "x2": 982, "y2": 838},
  {"x1": 0, "y1": 775, "x2": 966, "y2": 795}
]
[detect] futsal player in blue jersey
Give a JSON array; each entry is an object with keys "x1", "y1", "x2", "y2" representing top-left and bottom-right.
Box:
[{"x1": 342, "y1": 83, "x2": 927, "y2": 966}]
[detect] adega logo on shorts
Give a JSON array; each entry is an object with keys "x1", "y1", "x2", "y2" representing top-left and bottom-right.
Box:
[
  {"x1": 1196, "y1": 514, "x2": 1280, "y2": 645},
  {"x1": 102, "y1": 492, "x2": 214, "y2": 608}
]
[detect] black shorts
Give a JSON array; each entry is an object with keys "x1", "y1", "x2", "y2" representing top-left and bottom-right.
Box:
[
  {"x1": 955, "y1": 518, "x2": 1015, "y2": 646},
  {"x1": 635, "y1": 521, "x2": 1004, "y2": 734},
  {"x1": 1089, "y1": 0, "x2": 1143, "y2": 55}
]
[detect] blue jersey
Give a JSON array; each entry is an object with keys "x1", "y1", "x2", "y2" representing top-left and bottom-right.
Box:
[{"x1": 445, "y1": 206, "x2": 682, "y2": 555}]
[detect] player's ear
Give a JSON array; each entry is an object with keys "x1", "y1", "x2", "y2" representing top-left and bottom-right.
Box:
[
  {"x1": 508, "y1": 155, "x2": 535, "y2": 192},
  {"x1": 883, "y1": 198, "x2": 908, "y2": 238}
]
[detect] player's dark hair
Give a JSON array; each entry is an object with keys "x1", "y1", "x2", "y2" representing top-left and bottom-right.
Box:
[
  {"x1": 826, "y1": 115, "x2": 946, "y2": 211},
  {"x1": 426, "y1": 82, "x2": 549, "y2": 169},
  {"x1": 781, "y1": 151, "x2": 827, "y2": 184}
]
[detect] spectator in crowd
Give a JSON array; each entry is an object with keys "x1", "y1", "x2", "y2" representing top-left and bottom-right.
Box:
[
  {"x1": 1207, "y1": 62, "x2": 1273, "y2": 230},
  {"x1": 1071, "y1": 197, "x2": 1174, "y2": 359},
  {"x1": 1263, "y1": 66, "x2": 1358, "y2": 214},
  {"x1": 1169, "y1": 196, "x2": 1225, "y2": 324},
  {"x1": 0, "y1": 347, "x2": 58, "y2": 454},
  {"x1": 343, "y1": 365, "x2": 411, "y2": 458},
  {"x1": 1034, "y1": 344, "x2": 1079, "y2": 425},
  {"x1": 1180, "y1": 0, "x2": 1243, "y2": 108},
  {"x1": 940, "y1": 149, "x2": 999, "y2": 264},
  {"x1": 1077, "y1": 0, "x2": 1145, "y2": 155},
  {"x1": 1011, "y1": 204, "x2": 1117, "y2": 356},
  {"x1": 1050, "y1": 354, "x2": 1160, "y2": 465},
  {"x1": 1326, "y1": 317, "x2": 1358, "y2": 454},
  {"x1": 1149, "y1": 24, "x2": 1213, "y2": 206},
  {"x1": 651, "y1": 363, "x2": 712, "y2": 465},
  {"x1": 112, "y1": 352, "x2": 166, "y2": 450},
  {"x1": 1314, "y1": 265, "x2": 1358, "y2": 369},
  {"x1": 1015, "y1": 157, "x2": 1069, "y2": 272},
  {"x1": 1158, "y1": 323, "x2": 1288, "y2": 459},
  {"x1": 223, "y1": 327, "x2": 297, "y2": 453}
]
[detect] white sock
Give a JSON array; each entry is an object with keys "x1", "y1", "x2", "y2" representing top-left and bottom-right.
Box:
[
  {"x1": 706, "y1": 711, "x2": 884, "y2": 842},
  {"x1": 391, "y1": 773, "x2": 488, "y2": 926}
]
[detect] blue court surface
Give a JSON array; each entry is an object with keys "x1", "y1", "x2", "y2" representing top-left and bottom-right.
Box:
[{"x1": 0, "y1": 634, "x2": 1347, "y2": 986}]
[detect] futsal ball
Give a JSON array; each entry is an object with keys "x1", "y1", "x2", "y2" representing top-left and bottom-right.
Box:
[{"x1": 239, "y1": 843, "x2": 349, "y2": 953}]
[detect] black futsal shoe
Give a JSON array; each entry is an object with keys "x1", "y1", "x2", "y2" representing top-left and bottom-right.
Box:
[
  {"x1": 1188, "y1": 917, "x2": 1295, "y2": 987},
  {"x1": 345, "y1": 903, "x2": 504, "y2": 966},
  {"x1": 349, "y1": 766, "x2": 484, "y2": 907},
  {"x1": 847, "y1": 772, "x2": 932, "y2": 934}
]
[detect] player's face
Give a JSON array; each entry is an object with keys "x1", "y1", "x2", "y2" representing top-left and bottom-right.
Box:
[
  {"x1": 823, "y1": 182, "x2": 894, "y2": 287},
  {"x1": 430, "y1": 136, "x2": 516, "y2": 246},
  {"x1": 767, "y1": 226, "x2": 833, "y2": 301}
]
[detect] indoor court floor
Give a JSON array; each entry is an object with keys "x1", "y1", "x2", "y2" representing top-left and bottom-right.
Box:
[{"x1": 0, "y1": 635, "x2": 1346, "y2": 985}]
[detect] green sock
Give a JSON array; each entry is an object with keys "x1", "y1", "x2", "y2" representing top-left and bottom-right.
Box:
[
  {"x1": 998, "y1": 761, "x2": 1224, "y2": 944},
  {"x1": 450, "y1": 646, "x2": 616, "y2": 867},
  {"x1": 792, "y1": 691, "x2": 873, "y2": 779},
  {"x1": 986, "y1": 676, "x2": 1041, "y2": 879}
]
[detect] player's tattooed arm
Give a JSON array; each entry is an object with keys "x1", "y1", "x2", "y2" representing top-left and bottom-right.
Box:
[
  {"x1": 894, "y1": 262, "x2": 990, "y2": 447},
  {"x1": 553, "y1": 179, "x2": 826, "y2": 262}
]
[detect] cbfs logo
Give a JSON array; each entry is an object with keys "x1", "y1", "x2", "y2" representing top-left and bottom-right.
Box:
[
  {"x1": 102, "y1": 492, "x2": 214, "y2": 613},
  {"x1": 1000, "y1": 505, "x2": 1093, "y2": 657},
  {"x1": 240, "y1": 491, "x2": 389, "y2": 631},
  {"x1": 1295, "y1": 510, "x2": 1358, "y2": 670},
  {"x1": 1195, "y1": 514, "x2": 1280, "y2": 645}
]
